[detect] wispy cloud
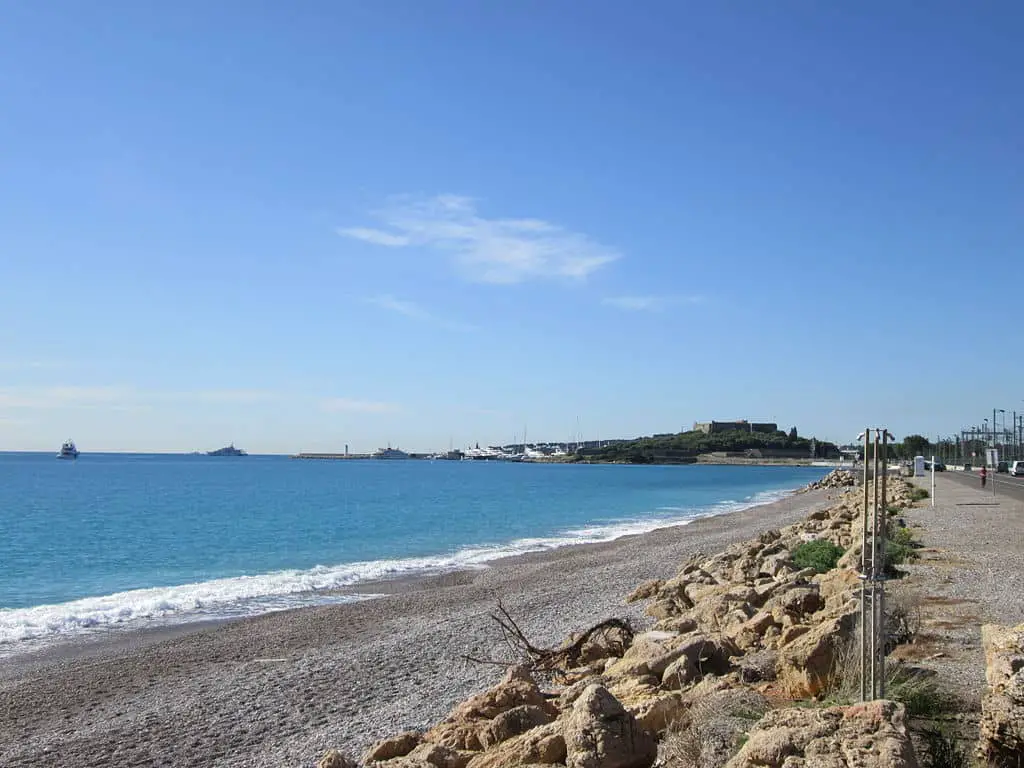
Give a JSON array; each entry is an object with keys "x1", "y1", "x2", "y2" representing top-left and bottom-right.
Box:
[
  {"x1": 319, "y1": 397, "x2": 400, "y2": 414},
  {"x1": 339, "y1": 195, "x2": 620, "y2": 284},
  {"x1": 364, "y1": 294, "x2": 476, "y2": 332},
  {"x1": 365, "y1": 294, "x2": 432, "y2": 321},
  {"x1": 602, "y1": 295, "x2": 707, "y2": 312}
]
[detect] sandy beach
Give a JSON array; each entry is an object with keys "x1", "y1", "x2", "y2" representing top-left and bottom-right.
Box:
[{"x1": 0, "y1": 489, "x2": 835, "y2": 768}]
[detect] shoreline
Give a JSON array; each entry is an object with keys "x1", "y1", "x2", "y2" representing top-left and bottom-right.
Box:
[
  {"x1": 0, "y1": 486, "x2": 835, "y2": 768},
  {"x1": 0, "y1": 476, "x2": 818, "y2": 659}
]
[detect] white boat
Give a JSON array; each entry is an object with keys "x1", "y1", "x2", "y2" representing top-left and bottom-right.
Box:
[{"x1": 57, "y1": 439, "x2": 79, "y2": 460}]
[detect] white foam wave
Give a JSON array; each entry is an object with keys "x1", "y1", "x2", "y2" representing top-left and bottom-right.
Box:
[{"x1": 0, "y1": 484, "x2": 799, "y2": 650}]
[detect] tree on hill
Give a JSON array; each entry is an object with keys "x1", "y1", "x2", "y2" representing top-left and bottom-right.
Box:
[{"x1": 788, "y1": 426, "x2": 798, "y2": 440}]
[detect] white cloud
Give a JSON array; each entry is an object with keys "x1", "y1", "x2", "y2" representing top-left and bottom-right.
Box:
[
  {"x1": 602, "y1": 295, "x2": 706, "y2": 312},
  {"x1": 320, "y1": 398, "x2": 400, "y2": 414},
  {"x1": 340, "y1": 195, "x2": 620, "y2": 284}
]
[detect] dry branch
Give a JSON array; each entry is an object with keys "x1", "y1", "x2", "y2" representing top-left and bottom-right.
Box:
[{"x1": 462, "y1": 600, "x2": 634, "y2": 675}]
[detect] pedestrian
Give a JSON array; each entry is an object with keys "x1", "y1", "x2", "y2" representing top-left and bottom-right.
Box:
[{"x1": 980, "y1": 465, "x2": 988, "y2": 488}]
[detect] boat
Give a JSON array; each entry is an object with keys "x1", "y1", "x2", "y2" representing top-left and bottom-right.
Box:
[
  {"x1": 373, "y1": 445, "x2": 411, "y2": 459},
  {"x1": 207, "y1": 444, "x2": 247, "y2": 456},
  {"x1": 57, "y1": 439, "x2": 79, "y2": 460}
]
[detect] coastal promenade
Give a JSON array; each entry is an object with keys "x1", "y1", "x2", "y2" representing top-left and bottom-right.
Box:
[{"x1": 899, "y1": 474, "x2": 1024, "y2": 713}]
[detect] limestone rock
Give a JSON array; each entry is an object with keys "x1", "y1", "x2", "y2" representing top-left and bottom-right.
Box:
[
  {"x1": 625, "y1": 579, "x2": 663, "y2": 603},
  {"x1": 979, "y1": 623, "x2": 1024, "y2": 765},
  {"x1": 465, "y1": 723, "x2": 566, "y2": 768},
  {"x1": 776, "y1": 604, "x2": 857, "y2": 697},
  {"x1": 452, "y1": 666, "x2": 553, "y2": 721},
  {"x1": 626, "y1": 692, "x2": 685, "y2": 734},
  {"x1": 319, "y1": 750, "x2": 359, "y2": 768},
  {"x1": 563, "y1": 685, "x2": 657, "y2": 768},
  {"x1": 725, "y1": 700, "x2": 918, "y2": 767},
  {"x1": 403, "y1": 744, "x2": 471, "y2": 768},
  {"x1": 738, "y1": 649, "x2": 778, "y2": 683},
  {"x1": 661, "y1": 635, "x2": 734, "y2": 689},
  {"x1": 479, "y1": 705, "x2": 554, "y2": 749},
  {"x1": 365, "y1": 732, "x2": 423, "y2": 762}
]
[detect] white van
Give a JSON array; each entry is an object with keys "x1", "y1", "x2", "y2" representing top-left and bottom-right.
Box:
[{"x1": 1011, "y1": 461, "x2": 1024, "y2": 477}]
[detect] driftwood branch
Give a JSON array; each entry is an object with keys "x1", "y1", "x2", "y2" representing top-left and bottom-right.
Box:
[{"x1": 462, "y1": 600, "x2": 634, "y2": 676}]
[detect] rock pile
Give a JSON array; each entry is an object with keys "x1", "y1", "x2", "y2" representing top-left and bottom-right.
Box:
[
  {"x1": 726, "y1": 700, "x2": 918, "y2": 768},
  {"x1": 979, "y1": 623, "x2": 1024, "y2": 766},
  {"x1": 800, "y1": 469, "x2": 857, "y2": 491},
  {"x1": 325, "y1": 479, "x2": 926, "y2": 768}
]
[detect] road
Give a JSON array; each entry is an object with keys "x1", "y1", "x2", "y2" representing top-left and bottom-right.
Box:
[{"x1": 935, "y1": 466, "x2": 1024, "y2": 503}]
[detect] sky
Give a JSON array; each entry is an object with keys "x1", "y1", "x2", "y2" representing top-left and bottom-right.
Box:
[{"x1": 1, "y1": 1, "x2": 1022, "y2": 453}]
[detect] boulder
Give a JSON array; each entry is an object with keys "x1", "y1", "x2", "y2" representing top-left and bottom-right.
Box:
[
  {"x1": 979, "y1": 623, "x2": 1024, "y2": 766},
  {"x1": 661, "y1": 635, "x2": 735, "y2": 689},
  {"x1": 318, "y1": 750, "x2": 358, "y2": 768},
  {"x1": 401, "y1": 744, "x2": 471, "y2": 768},
  {"x1": 625, "y1": 579, "x2": 663, "y2": 603},
  {"x1": 626, "y1": 692, "x2": 685, "y2": 734},
  {"x1": 465, "y1": 723, "x2": 566, "y2": 768},
  {"x1": 725, "y1": 700, "x2": 919, "y2": 767},
  {"x1": 764, "y1": 586, "x2": 824, "y2": 620},
  {"x1": 738, "y1": 650, "x2": 779, "y2": 683},
  {"x1": 479, "y1": 706, "x2": 554, "y2": 750},
  {"x1": 452, "y1": 666, "x2": 553, "y2": 721},
  {"x1": 563, "y1": 685, "x2": 657, "y2": 768},
  {"x1": 427, "y1": 664, "x2": 553, "y2": 749},
  {"x1": 776, "y1": 605, "x2": 857, "y2": 697},
  {"x1": 365, "y1": 732, "x2": 423, "y2": 762}
]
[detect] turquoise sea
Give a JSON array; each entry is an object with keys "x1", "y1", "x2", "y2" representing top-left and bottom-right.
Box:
[{"x1": 0, "y1": 453, "x2": 826, "y2": 654}]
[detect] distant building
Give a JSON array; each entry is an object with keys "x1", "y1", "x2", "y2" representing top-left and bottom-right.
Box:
[{"x1": 692, "y1": 420, "x2": 778, "y2": 435}]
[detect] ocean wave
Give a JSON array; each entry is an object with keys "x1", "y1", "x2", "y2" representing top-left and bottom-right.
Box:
[{"x1": 0, "y1": 484, "x2": 798, "y2": 650}]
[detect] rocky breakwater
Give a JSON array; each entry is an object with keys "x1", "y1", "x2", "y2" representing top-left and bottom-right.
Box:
[
  {"x1": 798, "y1": 468, "x2": 857, "y2": 492},
  {"x1": 979, "y1": 623, "x2": 1024, "y2": 766},
  {"x1": 320, "y1": 478, "x2": 924, "y2": 768}
]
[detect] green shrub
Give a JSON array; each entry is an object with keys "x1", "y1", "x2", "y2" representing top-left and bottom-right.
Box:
[
  {"x1": 887, "y1": 524, "x2": 921, "y2": 568},
  {"x1": 792, "y1": 540, "x2": 845, "y2": 573},
  {"x1": 909, "y1": 487, "x2": 929, "y2": 502}
]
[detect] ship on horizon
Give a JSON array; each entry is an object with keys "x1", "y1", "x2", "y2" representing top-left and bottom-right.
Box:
[
  {"x1": 57, "y1": 439, "x2": 79, "y2": 460},
  {"x1": 207, "y1": 444, "x2": 247, "y2": 457}
]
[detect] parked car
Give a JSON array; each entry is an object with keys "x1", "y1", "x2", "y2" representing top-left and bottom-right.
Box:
[
  {"x1": 996, "y1": 461, "x2": 1009, "y2": 473},
  {"x1": 923, "y1": 460, "x2": 945, "y2": 471},
  {"x1": 1011, "y1": 461, "x2": 1024, "y2": 477}
]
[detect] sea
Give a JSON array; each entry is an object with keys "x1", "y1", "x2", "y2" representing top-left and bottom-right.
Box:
[{"x1": 0, "y1": 453, "x2": 827, "y2": 656}]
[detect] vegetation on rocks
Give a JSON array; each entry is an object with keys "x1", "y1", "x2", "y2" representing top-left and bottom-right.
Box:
[{"x1": 792, "y1": 539, "x2": 845, "y2": 573}]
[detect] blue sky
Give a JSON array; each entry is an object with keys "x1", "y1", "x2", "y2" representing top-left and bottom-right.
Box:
[{"x1": 1, "y1": 1, "x2": 1022, "y2": 453}]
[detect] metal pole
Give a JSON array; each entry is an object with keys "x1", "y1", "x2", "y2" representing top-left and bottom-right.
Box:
[
  {"x1": 878, "y1": 430, "x2": 889, "y2": 699},
  {"x1": 931, "y1": 454, "x2": 935, "y2": 507},
  {"x1": 871, "y1": 430, "x2": 880, "y2": 698},
  {"x1": 860, "y1": 428, "x2": 870, "y2": 702}
]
